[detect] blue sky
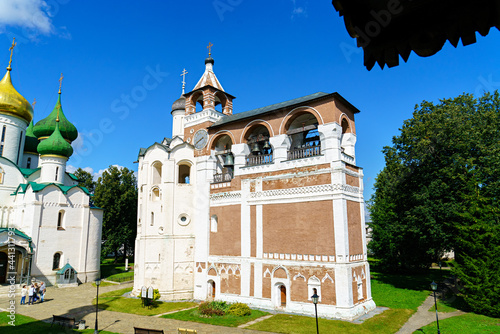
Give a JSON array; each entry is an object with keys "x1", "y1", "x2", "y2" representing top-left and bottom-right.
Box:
[{"x1": 1, "y1": 1, "x2": 499, "y2": 200}]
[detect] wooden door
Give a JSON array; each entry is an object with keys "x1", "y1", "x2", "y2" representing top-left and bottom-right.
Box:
[{"x1": 280, "y1": 285, "x2": 286, "y2": 306}]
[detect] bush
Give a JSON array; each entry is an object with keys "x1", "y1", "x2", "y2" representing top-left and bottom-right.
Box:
[
  {"x1": 209, "y1": 301, "x2": 229, "y2": 313},
  {"x1": 198, "y1": 302, "x2": 225, "y2": 316},
  {"x1": 153, "y1": 289, "x2": 160, "y2": 301},
  {"x1": 227, "y1": 303, "x2": 252, "y2": 316}
]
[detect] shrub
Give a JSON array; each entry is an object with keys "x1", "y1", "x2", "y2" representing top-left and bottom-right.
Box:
[
  {"x1": 153, "y1": 289, "x2": 160, "y2": 301},
  {"x1": 227, "y1": 303, "x2": 252, "y2": 316},
  {"x1": 199, "y1": 302, "x2": 225, "y2": 316},
  {"x1": 209, "y1": 301, "x2": 229, "y2": 313}
]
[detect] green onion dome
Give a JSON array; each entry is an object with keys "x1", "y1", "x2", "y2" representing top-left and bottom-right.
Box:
[
  {"x1": 23, "y1": 120, "x2": 39, "y2": 154},
  {"x1": 33, "y1": 93, "x2": 78, "y2": 142},
  {"x1": 37, "y1": 120, "x2": 73, "y2": 158}
]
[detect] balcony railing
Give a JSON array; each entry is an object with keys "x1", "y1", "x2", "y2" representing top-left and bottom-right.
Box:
[
  {"x1": 212, "y1": 171, "x2": 233, "y2": 184},
  {"x1": 287, "y1": 144, "x2": 321, "y2": 160},
  {"x1": 245, "y1": 153, "x2": 273, "y2": 166}
]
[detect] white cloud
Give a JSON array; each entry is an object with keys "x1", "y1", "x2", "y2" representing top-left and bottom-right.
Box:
[
  {"x1": 290, "y1": 0, "x2": 308, "y2": 19},
  {"x1": 0, "y1": 0, "x2": 54, "y2": 35}
]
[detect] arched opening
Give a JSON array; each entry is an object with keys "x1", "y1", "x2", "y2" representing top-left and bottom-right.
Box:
[
  {"x1": 286, "y1": 113, "x2": 320, "y2": 160},
  {"x1": 212, "y1": 134, "x2": 233, "y2": 183},
  {"x1": 341, "y1": 117, "x2": 350, "y2": 134},
  {"x1": 245, "y1": 125, "x2": 272, "y2": 166},
  {"x1": 191, "y1": 91, "x2": 204, "y2": 113},
  {"x1": 27, "y1": 157, "x2": 31, "y2": 169},
  {"x1": 214, "y1": 92, "x2": 228, "y2": 113},
  {"x1": 210, "y1": 215, "x2": 218, "y2": 232},
  {"x1": 57, "y1": 210, "x2": 65, "y2": 230},
  {"x1": 52, "y1": 252, "x2": 61, "y2": 270},
  {"x1": 178, "y1": 164, "x2": 191, "y2": 184},
  {"x1": 308, "y1": 276, "x2": 322, "y2": 302},
  {"x1": 208, "y1": 280, "x2": 216, "y2": 300},
  {"x1": 280, "y1": 285, "x2": 287, "y2": 307},
  {"x1": 152, "y1": 161, "x2": 162, "y2": 184},
  {"x1": 152, "y1": 187, "x2": 160, "y2": 201}
]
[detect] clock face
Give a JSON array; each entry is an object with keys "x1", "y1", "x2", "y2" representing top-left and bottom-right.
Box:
[{"x1": 193, "y1": 129, "x2": 208, "y2": 150}]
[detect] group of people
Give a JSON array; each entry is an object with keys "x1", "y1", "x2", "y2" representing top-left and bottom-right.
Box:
[{"x1": 20, "y1": 281, "x2": 46, "y2": 305}]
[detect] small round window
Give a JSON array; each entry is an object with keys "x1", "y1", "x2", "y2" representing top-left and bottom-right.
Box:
[{"x1": 178, "y1": 214, "x2": 190, "y2": 226}]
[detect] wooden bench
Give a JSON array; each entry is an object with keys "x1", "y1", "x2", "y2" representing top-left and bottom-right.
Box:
[
  {"x1": 178, "y1": 328, "x2": 197, "y2": 334},
  {"x1": 133, "y1": 327, "x2": 165, "y2": 334},
  {"x1": 51, "y1": 315, "x2": 76, "y2": 328}
]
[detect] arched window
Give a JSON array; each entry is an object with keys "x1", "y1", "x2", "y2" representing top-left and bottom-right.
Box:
[
  {"x1": 150, "y1": 212, "x2": 154, "y2": 226},
  {"x1": 57, "y1": 210, "x2": 65, "y2": 230},
  {"x1": 286, "y1": 113, "x2": 320, "y2": 160},
  {"x1": 341, "y1": 118, "x2": 350, "y2": 134},
  {"x1": 53, "y1": 252, "x2": 61, "y2": 270},
  {"x1": 308, "y1": 276, "x2": 322, "y2": 302},
  {"x1": 27, "y1": 157, "x2": 31, "y2": 169},
  {"x1": 178, "y1": 164, "x2": 191, "y2": 184},
  {"x1": 245, "y1": 125, "x2": 272, "y2": 166},
  {"x1": 152, "y1": 161, "x2": 162, "y2": 184},
  {"x1": 152, "y1": 187, "x2": 160, "y2": 201},
  {"x1": 0, "y1": 125, "x2": 6, "y2": 156},
  {"x1": 211, "y1": 215, "x2": 218, "y2": 232},
  {"x1": 55, "y1": 166, "x2": 59, "y2": 181},
  {"x1": 214, "y1": 91, "x2": 228, "y2": 113}
]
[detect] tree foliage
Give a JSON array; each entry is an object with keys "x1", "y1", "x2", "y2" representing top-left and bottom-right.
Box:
[
  {"x1": 94, "y1": 165, "x2": 137, "y2": 262},
  {"x1": 369, "y1": 91, "x2": 500, "y2": 317},
  {"x1": 73, "y1": 168, "x2": 96, "y2": 194}
]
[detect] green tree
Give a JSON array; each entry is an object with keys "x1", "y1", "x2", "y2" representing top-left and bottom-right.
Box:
[
  {"x1": 94, "y1": 165, "x2": 137, "y2": 263},
  {"x1": 73, "y1": 168, "x2": 96, "y2": 194},
  {"x1": 369, "y1": 91, "x2": 500, "y2": 316}
]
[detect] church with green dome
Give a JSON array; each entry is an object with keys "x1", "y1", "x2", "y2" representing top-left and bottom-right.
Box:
[{"x1": 0, "y1": 39, "x2": 103, "y2": 287}]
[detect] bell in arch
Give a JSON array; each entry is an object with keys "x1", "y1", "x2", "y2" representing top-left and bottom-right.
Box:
[
  {"x1": 224, "y1": 153, "x2": 234, "y2": 166},
  {"x1": 263, "y1": 141, "x2": 271, "y2": 149},
  {"x1": 251, "y1": 142, "x2": 261, "y2": 153}
]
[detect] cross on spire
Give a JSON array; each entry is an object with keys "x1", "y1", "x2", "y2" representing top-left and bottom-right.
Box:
[
  {"x1": 32, "y1": 98, "x2": 37, "y2": 109},
  {"x1": 207, "y1": 42, "x2": 213, "y2": 57},
  {"x1": 7, "y1": 38, "x2": 16, "y2": 71},
  {"x1": 58, "y1": 73, "x2": 64, "y2": 94},
  {"x1": 180, "y1": 68, "x2": 188, "y2": 94}
]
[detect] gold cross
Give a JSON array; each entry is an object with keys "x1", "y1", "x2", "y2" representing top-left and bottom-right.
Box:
[
  {"x1": 7, "y1": 38, "x2": 16, "y2": 70},
  {"x1": 32, "y1": 98, "x2": 37, "y2": 109},
  {"x1": 207, "y1": 42, "x2": 213, "y2": 56},
  {"x1": 58, "y1": 73, "x2": 64, "y2": 94}
]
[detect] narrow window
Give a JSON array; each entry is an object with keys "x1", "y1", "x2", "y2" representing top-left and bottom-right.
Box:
[
  {"x1": 52, "y1": 253, "x2": 61, "y2": 270},
  {"x1": 17, "y1": 131, "x2": 23, "y2": 164},
  {"x1": 55, "y1": 166, "x2": 59, "y2": 181},
  {"x1": 27, "y1": 157, "x2": 31, "y2": 169},
  {"x1": 150, "y1": 212, "x2": 154, "y2": 226},
  {"x1": 57, "y1": 210, "x2": 65, "y2": 230},
  {"x1": 1, "y1": 126, "x2": 6, "y2": 141},
  {"x1": 178, "y1": 164, "x2": 190, "y2": 184},
  {"x1": 211, "y1": 215, "x2": 218, "y2": 232}
]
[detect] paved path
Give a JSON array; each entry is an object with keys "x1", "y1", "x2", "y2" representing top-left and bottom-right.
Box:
[
  {"x1": 0, "y1": 282, "x2": 274, "y2": 334},
  {"x1": 396, "y1": 295, "x2": 465, "y2": 334}
]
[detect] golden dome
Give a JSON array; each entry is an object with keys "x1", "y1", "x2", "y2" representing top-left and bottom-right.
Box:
[{"x1": 0, "y1": 69, "x2": 33, "y2": 123}]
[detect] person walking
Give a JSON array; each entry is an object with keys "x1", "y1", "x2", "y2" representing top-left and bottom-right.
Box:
[
  {"x1": 39, "y1": 281, "x2": 46, "y2": 303},
  {"x1": 28, "y1": 284, "x2": 34, "y2": 305},
  {"x1": 20, "y1": 285, "x2": 27, "y2": 305}
]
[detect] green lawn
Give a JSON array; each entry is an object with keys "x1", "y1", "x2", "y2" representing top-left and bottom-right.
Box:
[
  {"x1": 162, "y1": 307, "x2": 269, "y2": 327},
  {"x1": 248, "y1": 309, "x2": 412, "y2": 334},
  {"x1": 0, "y1": 312, "x2": 120, "y2": 334},
  {"x1": 415, "y1": 313, "x2": 500, "y2": 334},
  {"x1": 105, "y1": 271, "x2": 134, "y2": 282},
  {"x1": 100, "y1": 259, "x2": 133, "y2": 279},
  {"x1": 95, "y1": 287, "x2": 197, "y2": 316}
]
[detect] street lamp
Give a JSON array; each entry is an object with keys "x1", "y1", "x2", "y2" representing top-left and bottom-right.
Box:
[
  {"x1": 430, "y1": 281, "x2": 441, "y2": 334},
  {"x1": 311, "y1": 290, "x2": 319, "y2": 334},
  {"x1": 94, "y1": 278, "x2": 101, "y2": 334}
]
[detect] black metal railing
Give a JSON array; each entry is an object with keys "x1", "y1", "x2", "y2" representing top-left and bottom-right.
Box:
[
  {"x1": 212, "y1": 171, "x2": 233, "y2": 183},
  {"x1": 287, "y1": 144, "x2": 321, "y2": 160},
  {"x1": 245, "y1": 153, "x2": 273, "y2": 166}
]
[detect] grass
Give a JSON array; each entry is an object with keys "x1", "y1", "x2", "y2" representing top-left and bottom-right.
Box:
[
  {"x1": 100, "y1": 259, "x2": 133, "y2": 279},
  {"x1": 0, "y1": 312, "x2": 120, "y2": 334},
  {"x1": 248, "y1": 309, "x2": 412, "y2": 334},
  {"x1": 415, "y1": 313, "x2": 500, "y2": 334},
  {"x1": 94, "y1": 287, "x2": 197, "y2": 316},
  {"x1": 161, "y1": 307, "x2": 269, "y2": 327},
  {"x1": 105, "y1": 271, "x2": 134, "y2": 282}
]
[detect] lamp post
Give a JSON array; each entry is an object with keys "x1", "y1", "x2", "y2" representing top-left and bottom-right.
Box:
[
  {"x1": 430, "y1": 281, "x2": 441, "y2": 334},
  {"x1": 94, "y1": 278, "x2": 101, "y2": 334},
  {"x1": 311, "y1": 291, "x2": 319, "y2": 334}
]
